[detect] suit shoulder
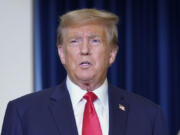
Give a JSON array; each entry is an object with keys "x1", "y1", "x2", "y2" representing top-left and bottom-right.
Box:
[
  {"x1": 11, "y1": 87, "x2": 52, "y2": 104},
  {"x1": 110, "y1": 85, "x2": 161, "y2": 111},
  {"x1": 8, "y1": 84, "x2": 63, "y2": 108},
  {"x1": 109, "y1": 85, "x2": 168, "y2": 134}
]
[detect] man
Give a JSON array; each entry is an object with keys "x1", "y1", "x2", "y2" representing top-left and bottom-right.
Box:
[{"x1": 1, "y1": 9, "x2": 168, "y2": 135}]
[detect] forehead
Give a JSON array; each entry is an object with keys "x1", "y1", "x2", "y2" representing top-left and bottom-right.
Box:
[{"x1": 63, "y1": 23, "x2": 107, "y2": 38}]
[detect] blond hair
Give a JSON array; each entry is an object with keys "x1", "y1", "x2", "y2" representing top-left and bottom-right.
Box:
[{"x1": 57, "y1": 8, "x2": 119, "y2": 47}]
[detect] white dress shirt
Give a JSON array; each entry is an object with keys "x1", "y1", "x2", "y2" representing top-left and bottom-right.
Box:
[{"x1": 66, "y1": 76, "x2": 109, "y2": 135}]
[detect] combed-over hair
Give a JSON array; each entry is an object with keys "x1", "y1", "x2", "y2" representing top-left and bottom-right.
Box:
[{"x1": 57, "y1": 8, "x2": 119, "y2": 47}]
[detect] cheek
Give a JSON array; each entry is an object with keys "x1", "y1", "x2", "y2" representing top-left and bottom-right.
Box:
[
  {"x1": 65, "y1": 52, "x2": 79, "y2": 68},
  {"x1": 95, "y1": 53, "x2": 110, "y2": 69}
]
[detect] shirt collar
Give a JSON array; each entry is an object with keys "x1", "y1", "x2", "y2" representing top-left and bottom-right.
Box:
[{"x1": 66, "y1": 76, "x2": 108, "y2": 109}]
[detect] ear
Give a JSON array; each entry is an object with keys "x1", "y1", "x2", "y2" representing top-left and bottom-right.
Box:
[
  {"x1": 57, "y1": 44, "x2": 65, "y2": 64},
  {"x1": 109, "y1": 46, "x2": 118, "y2": 65}
]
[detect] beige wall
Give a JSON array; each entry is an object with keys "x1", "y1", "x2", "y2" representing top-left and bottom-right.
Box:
[{"x1": 0, "y1": 0, "x2": 33, "y2": 131}]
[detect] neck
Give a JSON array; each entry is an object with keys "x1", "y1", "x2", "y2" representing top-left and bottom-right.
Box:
[{"x1": 68, "y1": 76, "x2": 106, "y2": 91}]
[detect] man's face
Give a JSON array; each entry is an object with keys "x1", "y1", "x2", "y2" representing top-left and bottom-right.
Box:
[{"x1": 58, "y1": 23, "x2": 118, "y2": 90}]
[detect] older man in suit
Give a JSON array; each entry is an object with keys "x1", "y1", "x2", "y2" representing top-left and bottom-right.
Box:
[{"x1": 1, "y1": 9, "x2": 169, "y2": 135}]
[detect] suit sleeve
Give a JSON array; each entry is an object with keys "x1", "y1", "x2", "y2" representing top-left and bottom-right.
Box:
[
  {"x1": 153, "y1": 106, "x2": 169, "y2": 135},
  {"x1": 1, "y1": 101, "x2": 23, "y2": 135}
]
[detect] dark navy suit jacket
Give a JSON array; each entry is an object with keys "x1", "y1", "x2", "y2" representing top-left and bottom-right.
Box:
[{"x1": 1, "y1": 81, "x2": 169, "y2": 135}]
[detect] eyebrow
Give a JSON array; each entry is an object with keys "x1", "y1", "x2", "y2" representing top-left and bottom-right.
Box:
[
  {"x1": 88, "y1": 35, "x2": 101, "y2": 39},
  {"x1": 67, "y1": 36, "x2": 81, "y2": 40},
  {"x1": 68, "y1": 34, "x2": 101, "y2": 40}
]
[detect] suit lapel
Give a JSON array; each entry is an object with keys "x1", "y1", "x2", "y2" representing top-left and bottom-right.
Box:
[
  {"x1": 48, "y1": 81, "x2": 78, "y2": 135},
  {"x1": 48, "y1": 81, "x2": 128, "y2": 135},
  {"x1": 108, "y1": 84, "x2": 129, "y2": 135}
]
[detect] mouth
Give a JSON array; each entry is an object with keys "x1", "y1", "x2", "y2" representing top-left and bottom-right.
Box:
[{"x1": 79, "y1": 61, "x2": 92, "y2": 68}]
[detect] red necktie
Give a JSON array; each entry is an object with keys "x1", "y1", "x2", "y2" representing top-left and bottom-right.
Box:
[{"x1": 82, "y1": 92, "x2": 102, "y2": 135}]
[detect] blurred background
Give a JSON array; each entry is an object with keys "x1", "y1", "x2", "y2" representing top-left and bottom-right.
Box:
[
  {"x1": 0, "y1": 0, "x2": 179, "y2": 134},
  {"x1": 0, "y1": 0, "x2": 33, "y2": 133}
]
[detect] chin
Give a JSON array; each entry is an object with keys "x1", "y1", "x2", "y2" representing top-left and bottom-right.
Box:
[{"x1": 77, "y1": 75, "x2": 94, "y2": 82}]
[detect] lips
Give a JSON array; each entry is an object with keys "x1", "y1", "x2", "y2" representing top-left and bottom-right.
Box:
[{"x1": 79, "y1": 61, "x2": 92, "y2": 68}]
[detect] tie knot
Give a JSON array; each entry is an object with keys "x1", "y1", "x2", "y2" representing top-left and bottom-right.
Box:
[{"x1": 83, "y1": 92, "x2": 97, "y2": 102}]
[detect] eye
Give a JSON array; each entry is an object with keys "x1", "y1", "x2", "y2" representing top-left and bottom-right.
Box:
[
  {"x1": 92, "y1": 39, "x2": 100, "y2": 43},
  {"x1": 70, "y1": 39, "x2": 78, "y2": 43},
  {"x1": 69, "y1": 38, "x2": 81, "y2": 45},
  {"x1": 90, "y1": 38, "x2": 101, "y2": 45}
]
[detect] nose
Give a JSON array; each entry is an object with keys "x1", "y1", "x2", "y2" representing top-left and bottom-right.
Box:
[{"x1": 80, "y1": 39, "x2": 90, "y2": 55}]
